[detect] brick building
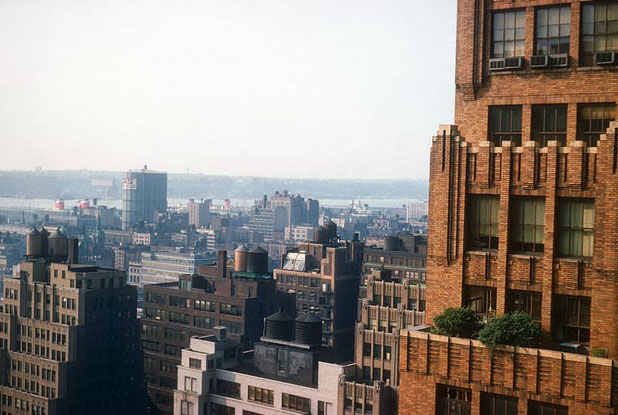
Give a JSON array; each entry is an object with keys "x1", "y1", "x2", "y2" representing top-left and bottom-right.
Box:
[
  {"x1": 400, "y1": 0, "x2": 618, "y2": 414},
  {"x1": 0, "y1": 228, "x2": 144, "y2": 415},
  {"x1": 274, "y1": 222, "x2": 364, "y2": 362},
  {"x1": 141, "y1": 249, "x2": 291, "y2": 415}
]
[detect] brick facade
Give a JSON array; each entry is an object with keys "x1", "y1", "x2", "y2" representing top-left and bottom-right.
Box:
[{"x1": 400, "y1": 0, "x2": 618, "y2": 413}]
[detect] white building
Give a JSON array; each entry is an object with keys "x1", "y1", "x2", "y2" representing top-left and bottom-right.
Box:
[
  {"x1": 284, "y1": 225, "x2": 315, "y2": 243},
  {"x1": 174, "y1": 330, "x2": 354, "y2": 415},
  {"x1": 406, "y1": 200, "x2": 428, "y2": 221}
]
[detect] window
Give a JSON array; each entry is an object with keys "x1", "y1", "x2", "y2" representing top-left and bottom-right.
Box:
[
  {"x1": 193, "y1": 316, "x2": 213, "y2": 329},
  {"x1": 194, "y1": 299, "x2": 214, "y2": 311},
  {"x1": 581, "y1": 2, "x2": 618, "y2": 64},
  {"x1": 531, "y1": 105, "x2": 567, "y2": 146},
  {"x1": 557, "y1": 199, "x2": 595, "y2": 257},
  {"x1": 169, "y1": 296, "x2": 189, "y2": 308},
  {"x1": 464, "y1": 285, "x2": 497, "y2": 315},
  {"x1": 164, "y1": 344, "x2": 179, "y2": 356},
  {"x1": 184, "y1": 376, "x2": 197, "y2": 392},
  {"x1": 535, "y1": 6, "x2": 570, "y2": 55},
  {"x1": 510, "y1": 197, "x2": 545, "y2": 253},
  {"x1": 481, "y1": 393, "x2": 517, "y2": 415},
  {"x1": 216, "y1": 379, "x2": 240, "y2": 398},
  {"x1": 373, "y1": 344, "x2": 382, "y2": 359},
  {"x1": 211, "y1": 403, "x2": 235, "y2": 415},
  {"x1": 436, "y1": 384, "x2": 471, "y2": 415},
  {"x1": 362, "y1": 366, "x2": 371, "y2": 380},
  {"x1": 141, "y1": 340, "x2": 159, "y2": 352},
  {"x1": 508, "y1": 290, "x2": 542, "y2": 322},
  {"x1": 577, "y1": 104, "x2": 616, "y2": 147},
  {"x1": 553, "y1": 295, "x2": 591, "y2": 345},
  {"x1": 169, "y1": 312, "x2": 189, "y2": 324},
  {"x1": 384, "y1": 345, "x2": 392, "y2": 360},
  {"x1": 492, "y1": 10, "x2": 526, "y2": 58},
  {"x1": 467, "y1": 196, "x2": 500, "y2": 250},
  {"x1": 528, "y1": 401, "x2": 568, "y2": 415},
  {"x1": 282, "y1": 393, "x2": 310, "y2": 414},
  {"x1": 318, "y1": 401, "x2": 326, "y2": 415},
  {"x1": 363, "y1": 342, "x2": 371, "y2": 357},
  {"x1": 180, "y1": 400, "x2": 193, "y2": 415},
  {"x1": 220, "y1": 303, "x2": 241, "y2": 316},
  {"x1": 248, "y1": 386, "x2": 274, "y2": 405},
  {"x1": 219, "y1": 319, "x2": 241, "y2": 334},
  {"x1": 189, "y1": 358, "x2": 201, "y2": 369},
  {"x1": 489, "y1": 106, "x2": 522, "y2": 146}
]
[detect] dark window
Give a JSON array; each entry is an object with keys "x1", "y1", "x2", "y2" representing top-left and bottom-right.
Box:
[
  {"x1": 220, "y1": 303, "x2": 242, "y2": 316},
  {"x1": 577, "y1": 104, "x2": 616, "y2": 147},
  {"x1": 219, "y1": 319, "x2": 242, "y2": 334},
  {"x1": 282, "y1": 393, "x2": 310, "y2": 413},
  {"x1": 464, "y1": 286, "x2": 497, "y2": 316},
  {"x1": 489, "y1": 106, "x2": 522, "y2": 146},
  {"x1": 553, "y1": 295, "x2": 591, "y2": 345},
  {"x1": 535, "y1": 6, "x2": 570, "y2": 55},
  {"x1": 363, "y1": 342, "x2": 371, "y2": 357},
  {"x1": 373, "y1": 344, "x2": 382, "y2": 359},
  {"x1": 581, "y1": 2, "x2": 618, "y2": 65},
  {"x1": 211, "y1": 403, "x2": 235, "y2": 415},
  {"x1": 492, "y1": 10, "x2": 526, "y2": 58},
  {"x1": 481, "y1": 393, "x2": 518, "y2": 415},
  {"x1": 248, "y1": 386, "x2": 274, "y2": 405},
  {"x1": 531, "y1": 105, "x2": 567, "y2": 146},
  {"x1": 467, "y1": 196, "x2": 500, "y2": 250},
  {"x1": 528, "y1": 400, "x2": 568, "y2": 415},
  {"x1": 169, "y1": 312, "x2": 189, "y2": 324},
  {"x1": 510, "y1": 197, "x2": 545, "y2": 253},
  {"x1": 216, "y1": 379, "x2": 241, "y2": 398},
  {"x1": 436, "y1": 384, "x2": 471, "y2": 415},
  {"x1": 169, "y1": 295, "x2": 189, "y2": 308},
  {"x1": 194, "y1": 316, "x2": 213, "y2": 329},
  {"x1": 384, "y1": 345, "x2": 392, "y2": 360},
  {"x1": 557, "y1": 199, "x2": 595, "y2": 257},
  {"x1": 508, "y1": 290, "x2": 542, "y2": 322}
]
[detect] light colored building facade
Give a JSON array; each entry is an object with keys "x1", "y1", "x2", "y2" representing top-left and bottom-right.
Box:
[
  {"x1": 173, "y1": 333, "x2": 360, "y2": 415},
  {"x1": 284, "y1": 225, "x2": 315, "y2": 243},
  {"x1": 121, "y1": 166, "x2": 167, "y2": 230},
  {"x1": 187, "y1": 199, "x2": 212, "y2": 228}
]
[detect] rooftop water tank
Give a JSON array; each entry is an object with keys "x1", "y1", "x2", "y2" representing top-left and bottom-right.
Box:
[
  {"x1": 294, "y1": 313, "x2": 322, "y2": 346},
  {"x1": 264, "y1": 310, "x2": 293, "y2": 341}
]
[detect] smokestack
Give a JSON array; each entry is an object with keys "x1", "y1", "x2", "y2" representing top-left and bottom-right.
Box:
[
  {"x1": 217, "y1": 250, "x2": 227, "y2": 278},
  {"x1": 68, "y1": 239, "x2": 79, "y2": 264}
]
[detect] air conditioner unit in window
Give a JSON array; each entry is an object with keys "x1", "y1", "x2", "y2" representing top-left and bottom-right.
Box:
[
  {"x1": 595, "y1": 51, "x2": 616, "y2": 65},
  {"x1": 549, "y1": 53, "x2": 569, "y2": 67},
  {"x1": 490, "y1": 56, "x2": 523, "y2": 71},
  {"x1": 530, "y1": 55, "x2": 549, "y2": 68}
]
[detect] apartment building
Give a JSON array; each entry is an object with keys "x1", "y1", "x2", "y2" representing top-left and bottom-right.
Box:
[
  {"x1": 172, "y1": 312, "x2": 389, "y2": 415},
  {"x1": 141, "y1": 249, "x2": 291, "y2": 415},
  {"x1": 0, "y1": 228, "x2": 143, "y2": 415},
  {"x1": 274, "y1": 221, "x2": 363, "y2": 361},
  {"x1": 400, "y1": 1, "x2": 618, "y2": 414}
]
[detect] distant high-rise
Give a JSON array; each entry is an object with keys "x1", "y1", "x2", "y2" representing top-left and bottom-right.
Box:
[
  {"x1": 187, "y1": 198, "x2": 211, "y2": 228},
  {"x1": 0, "y1": 228, "x2": 145, "y2": 414},
  {"x1": 121, "y1": 166, "x2": 167, "y2": 230}
]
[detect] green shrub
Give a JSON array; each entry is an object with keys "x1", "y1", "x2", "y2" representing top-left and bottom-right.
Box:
[
  {"x1": 432, "y1": 307, "x2": 482, "y2": 339},
  {"x1": 477, "y1": 311, "x2": 541, "y2": 350},
  {"x1": 592, "y1": 348, "x2": 609, "y2": 358}
]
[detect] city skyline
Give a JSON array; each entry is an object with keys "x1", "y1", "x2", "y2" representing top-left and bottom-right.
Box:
[{"x1": 0, "y1": 0, "x2": 456, "y2": 179}]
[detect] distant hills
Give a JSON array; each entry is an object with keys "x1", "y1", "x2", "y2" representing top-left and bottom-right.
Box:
[{"x1": 0, "y1": 170, "x2": 428, "y2": 201}]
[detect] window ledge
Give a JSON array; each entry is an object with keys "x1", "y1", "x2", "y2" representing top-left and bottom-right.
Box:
[
  {"x1": 555, "y1": 257, "x2": 593, "y2": 264},
  {"x1": 465, "y1": 250, "x2": 498, "y2": 256}
]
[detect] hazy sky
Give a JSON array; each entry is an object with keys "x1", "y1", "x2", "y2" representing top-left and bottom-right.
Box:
[{"x1": 0, "y1": 0, "x2": 456, "y2": 179}]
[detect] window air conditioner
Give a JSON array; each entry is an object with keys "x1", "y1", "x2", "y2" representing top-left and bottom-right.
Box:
[
  {"x1": 530, "y1": 55, "x2": 548, "y2": 68},
  {"x1": 595, "y1": 51, "x2": 616, "y2": 65}
]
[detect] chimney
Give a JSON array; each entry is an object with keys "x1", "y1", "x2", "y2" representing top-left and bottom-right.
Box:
[
  {"x1": 217, "y1": 250, "x2": 227, "y2": 278},
  {"x1": 68, "y1": 239, "x2": 79, "y2": 264}
]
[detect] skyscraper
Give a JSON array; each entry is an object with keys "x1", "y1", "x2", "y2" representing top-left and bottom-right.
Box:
[
  {"x1": 399, "y1": 1, "x2": 618, "y2": 414},
  {"x1": 0, "y1": 228, "x2": 145, "y2": 415},
  {"x1": 121, "y1": 166, "x2": 167, "y2": 230}
]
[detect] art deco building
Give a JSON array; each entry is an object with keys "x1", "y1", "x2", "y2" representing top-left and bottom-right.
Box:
[
  {"x1": 400, "y1": 1, "x2": 618, "y2": 414},
  {"x1": 0, "y1": 228, "x2": 144, "y2": 415}
]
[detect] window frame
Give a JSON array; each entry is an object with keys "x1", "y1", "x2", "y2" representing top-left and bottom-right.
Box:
[
  {"x1": 480, "y1": 392, "x2": 518, "y2": 415},
  {"x1": 531, "y1": 104, "x2": 568, "y2": 146},
  {"x1": 488, "y1": 105, "x2": 523, "y2": 146},
  {"x1": 557, "y1": 198, "x2": 595, "y2": 258},
  {"x1": 577, "y1": 103, "x2": 616, "y2": 147},
  {"x1": 535, "y1": 6, "x2": 571, "y2": 55},
  {"x1": 553, "y1": 295, "x2": 591, "y2": 346},
  {"x1": 509, "y1": 197, "x2": 546, "y2": 254},
  {"x1": 466, "y1": 195, "x2": 500, "y2": 251},
  {"x1": 581, "y1": 1, "x2": 618, "y2": 65},
  {"x1": 492, "y1": 10, "x2": 527, "y2": 58}
]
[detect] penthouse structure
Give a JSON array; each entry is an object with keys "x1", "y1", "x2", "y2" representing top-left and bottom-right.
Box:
[
  {"x1": 400, "y1": 1, "x2": 618, "y2": 414},
  {"x1": 172, "y1": 311, "x2": 390, "y2": 415},
  {"x1": 274, "y1": 221, "x2": 363, "y2": 361},
  {"x1": 0, "y1": 228, "x2": 143, "y2": 415},
  {"x1": 141, "y1": 249, "x2": 291, "y2": 415}
]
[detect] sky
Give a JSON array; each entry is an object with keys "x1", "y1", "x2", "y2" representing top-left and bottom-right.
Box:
[{"x1": 0, "y1": 0, "x2": 456, "y2": 179}]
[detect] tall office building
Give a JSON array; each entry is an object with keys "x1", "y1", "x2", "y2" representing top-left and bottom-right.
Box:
[
  {"x1": 0, "y1": 228, "x2": 144, "y2": 415},
  {"x1": 187, "y1": 199, "x2": 211, "y2": 229},
  {"x1": 400, "y1": 1, "x2": 618, "y2": 414},
  {"x1": 121, "y1": 166, "x2": 167, "y2": 230}
]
